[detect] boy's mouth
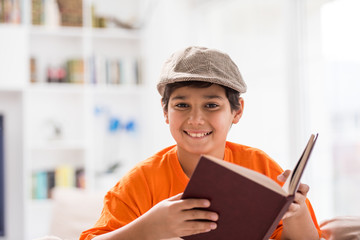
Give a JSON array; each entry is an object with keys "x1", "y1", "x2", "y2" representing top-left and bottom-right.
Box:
[{"x1": 184, "y1": 130, "x2": 212, "y2": 138}]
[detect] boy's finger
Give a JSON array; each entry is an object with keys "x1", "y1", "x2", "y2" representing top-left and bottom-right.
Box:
[
  {"x1": 277, "y1": 169, "x2": 291, "y2": 182},
  {"x1": 183, "y1": 209, "x2": 219, "y2": 222},
  {"x1": 297, "y1": 183, "x2": 310, "y2": 195},
  {"x1": 181, "y1": 220, "x2": 217, "y2": 237},
  {"x1": 181, "y1": 198, "x2": 211, "y2": 209}
]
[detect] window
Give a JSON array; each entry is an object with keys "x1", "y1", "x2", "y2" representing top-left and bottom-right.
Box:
[{"x1": 321, "y1": 0, "x2": 360, "y2": 216}]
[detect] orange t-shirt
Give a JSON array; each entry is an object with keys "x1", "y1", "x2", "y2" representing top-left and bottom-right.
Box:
[{"x1": 80, "y1": 142, "x2": 322, "y2": 240}]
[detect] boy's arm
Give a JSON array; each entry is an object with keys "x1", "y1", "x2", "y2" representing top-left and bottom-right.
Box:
[
  {"x1": 92, "y1": 193, "x2": 218, "y2": 240},
  {"x1": 278, "y1": 171, "x2": 320, "y2": 240}
]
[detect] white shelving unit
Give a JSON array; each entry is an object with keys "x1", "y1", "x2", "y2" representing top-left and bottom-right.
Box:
[{"x1": 0, "y1": 0, "x2": 146, "y2": 239}]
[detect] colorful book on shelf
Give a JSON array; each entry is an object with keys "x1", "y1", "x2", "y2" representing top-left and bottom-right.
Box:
[
  {"x1": 34, "y1": 171, "x2": 48, "y2": 199},
  {"x1": 0, "y1": 0, "x2": 21, "y2": 24},
  {"x1": 31, "y1": 0, "x2": 43, "y2": 25},
  {"x1": 55, "y1": 165, "x2": 75, "y2": 188},
  {"x1": 65, "y1": 59, "x2": 84, "y2": 84},
  {"x1": 181, "y1": 133, "x2": 318, "y2": 240}
]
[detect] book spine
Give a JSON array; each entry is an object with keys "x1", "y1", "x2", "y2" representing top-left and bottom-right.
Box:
[
  {"x1": 262, "y1": 195, "x2": 295, "y2": 240},
  {"x1": 0, "y1": 0, "x2": 3, "y2": 23},
  {"x1": 55, "y1": 165, "x2": 75, "y2": 187},
  {"x1": 31, "y1": 0, "x2": 41, "y2": 25},
  {"x1": 35, "y1": 171, "x2": 48, "y2": 199}
]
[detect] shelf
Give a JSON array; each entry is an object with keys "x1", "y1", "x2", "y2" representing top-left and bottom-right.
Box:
[
  {"x1": 30, "y1": 141, "x2": 86, "y2": 151},
  {"x1": 26, "y1": 82, "x2": 145, "y2": 94},
  {"x1": 0, "y1": 84, "x2": 24, "y2": 92},
  {"x1": 1, "y1": 1, "x2": 146, "y2": 238},
  {"x1": 26, "y1": 82, "x2": 86, "y2": 93},
  {"x1": 29, "y1": 25, "x2": 84, "y2": 38},
  {"x1": 28, "y1": 25, "x2": 141, "y2": 40},
  {"x1": 0, "y1": 23, "x2": 25, "y2": 29},
  {"x1": 90, "y1": 27, "x2": 141, "y2": 40}
]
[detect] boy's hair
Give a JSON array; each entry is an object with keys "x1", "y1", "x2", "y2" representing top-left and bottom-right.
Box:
[
  {"x1": 157, "y1": 46, "x2": 247, "y2": 97},
  {"x1": 161, "y1": 81, "x2": 241, "y2": 113}
]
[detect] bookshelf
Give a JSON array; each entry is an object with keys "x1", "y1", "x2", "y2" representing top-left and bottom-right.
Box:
[{"x1": 0, "y1": 0, "x2": 146, "y2": 239}]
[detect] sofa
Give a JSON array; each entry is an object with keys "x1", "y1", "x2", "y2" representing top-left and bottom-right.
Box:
[{"x1": 35, "y1": 187, "x2": 360, "y2": 240}]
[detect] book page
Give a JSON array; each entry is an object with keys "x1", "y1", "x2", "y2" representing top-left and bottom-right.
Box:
[
  {"x1": 283, "y1": 134, "x2": 318, "y2": 195},
  {"x1": 204, "y1": 155, "x2": 288, "y2": 196}
]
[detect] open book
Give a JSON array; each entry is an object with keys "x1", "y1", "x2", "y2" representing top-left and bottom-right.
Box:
[{"x1": 181, "y1": 133, "x2": 318, "y2": 240}]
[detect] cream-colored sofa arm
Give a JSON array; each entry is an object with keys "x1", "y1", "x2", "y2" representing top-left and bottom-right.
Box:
[
  {"x1": 320, "y1": 216, "x2": 360, "y2": 240},
  {"x1": 48, "y1": 187, "x2": 104, "y2": 240}
]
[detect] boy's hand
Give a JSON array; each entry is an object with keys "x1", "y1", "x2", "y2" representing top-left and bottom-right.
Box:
[
  {"x1": 140, "y1": 193, "x2": 218, "y2": 240},
  {"x1": 277, "y1": 170, "x2": 310, "y2": 219}
]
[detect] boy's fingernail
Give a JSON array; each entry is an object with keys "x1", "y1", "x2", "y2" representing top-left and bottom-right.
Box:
[
  {"x1": 278, "y1": 174, "x2": 285, "y2": 181},
  {"x1": 203, "y1": 200, "x2": 210, "y2": 207},
  {"x1": 211, "y1": 213, "x2": 218, "y2": 221},
  {"x1": 210, "y1": 223, "x2": 217, "y2": 230}
]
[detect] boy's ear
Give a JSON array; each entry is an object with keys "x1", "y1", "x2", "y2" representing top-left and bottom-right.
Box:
[
  {"x1": 161, "y1": 100, "x2": 169, "y2": 124},
  {"x1": 232, "y1": 97, "x2": 244, "y2": 124}
]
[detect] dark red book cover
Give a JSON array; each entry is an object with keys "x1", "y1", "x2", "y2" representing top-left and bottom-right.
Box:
[{"x1": 181, "y1": 156, "x2": 293, "y2": 240}]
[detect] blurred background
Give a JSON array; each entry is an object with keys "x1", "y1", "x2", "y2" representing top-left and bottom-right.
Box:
[{"x1": 0, "y1": 0, "x2": 360, "y2": 239}]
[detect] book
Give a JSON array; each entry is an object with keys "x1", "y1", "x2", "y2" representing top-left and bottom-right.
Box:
[
  {"x1": 55, "y1": 165, "x2": 75, "y2": 188},
  {"x1": 56, "y1": 0, "x2": 82, "y2": 27},
  {"x1": 181, "y1": 133, "x2": 318, "y2": 240},
  {"x1": 34, "y1": 171, "x2": 48, "y2": 199},
  {"x1": 31, "y1": 0, "x2": 43, "y2": 25}
]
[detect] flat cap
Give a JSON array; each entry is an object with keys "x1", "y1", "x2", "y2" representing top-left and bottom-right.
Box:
[{"x1": 157, "y1": 46, "x2": 247, "y2": 96}]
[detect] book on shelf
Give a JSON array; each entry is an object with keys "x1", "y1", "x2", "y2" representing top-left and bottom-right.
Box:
[
  {"x1": 0, "y1": 0, "x2": 21, "y2": 24},
  {"x1": 35, "y1": 58, "x2": 83, "y2": 84},
  {"x1": 31, "y1": 0, "x2": 43, "y2": 25},
  {"x1": 65, "y1": 59, "x2": 84, "y2": 84},
  {"x1": 32, "y1": 166, "x2": 85, "y2": 199},
  {"x1": 90, "y1": 56, "x2": 141, "y2": 85},
  {"x1": 181, "y1": 133, "x2": 318, "y2": 240},
  {"x1": 34, "y1": 171, "x2": 48, "y2": 199},
  {"x1": 30, "y1": 57, "x2": 37, "y2": 83},
  {"x1": 31, "y1": 56, "x2": 140, "y2": 85},
  {"x1": 55, "y1": 165, "x2": 75, "y2": 187},
  {"x1": 32, "y1": 0, "x2": 83, "y2": 27},
  {"x1": 56, "y1": 0, "x2": 82, "y2": 27},
  {"x1": 32, "y1": 0, "x2": 60, "y2": 26}
]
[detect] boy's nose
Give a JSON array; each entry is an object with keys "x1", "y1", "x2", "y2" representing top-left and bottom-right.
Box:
[{"x1": 187, "y1": 109, "x2": 205, "y2": 125}]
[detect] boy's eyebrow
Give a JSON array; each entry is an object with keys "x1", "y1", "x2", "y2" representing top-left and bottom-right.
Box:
[
  {"x1": 170, "y1": 95, "x2": 187, "y2": 101},
  {"x1": 203, "y1": 94, "x2": 225, "y2": 100},
  {"x1": 170, "y1": 94, "x2": 225, "y2": 101}
]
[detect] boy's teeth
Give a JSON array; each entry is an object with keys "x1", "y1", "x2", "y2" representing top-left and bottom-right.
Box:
[{"x1": 188, "y1": 132, "x2": 210, "y2": 137}]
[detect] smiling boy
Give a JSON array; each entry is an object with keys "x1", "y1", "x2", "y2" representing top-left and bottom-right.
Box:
[{"x1": 80, "y1": 46, "x2": 322, "y2": 240}]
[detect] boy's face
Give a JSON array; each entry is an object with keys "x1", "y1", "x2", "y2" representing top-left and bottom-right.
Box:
[{"x1": 163, "y1": 84, "x2": 244, "y2": 157}]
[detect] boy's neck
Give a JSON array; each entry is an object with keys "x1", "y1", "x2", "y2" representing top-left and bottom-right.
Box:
[
  {"x1": 176, "y1": 146, "x2": 226, "y2": 178},
  {"x1": 175, "y1": 149, "x2": 199, "y2": 178}
]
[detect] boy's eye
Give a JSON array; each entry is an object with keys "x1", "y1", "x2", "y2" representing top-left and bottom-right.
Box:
[
  {"x1": 206, "y1": 103, "x2": 219, "y2": 109},
  {"x1": 175, "y1": 103, "x2": 189, "y2": 108}
]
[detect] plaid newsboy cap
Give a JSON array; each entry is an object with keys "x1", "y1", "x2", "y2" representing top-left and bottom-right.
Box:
[{"x1": 157, "y1": 46, "x2": 247, "y2": 96}]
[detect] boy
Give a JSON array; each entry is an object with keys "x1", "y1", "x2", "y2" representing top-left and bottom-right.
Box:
[{"x1": 80, "y1": 46, "x2": 322, "y2": 240}]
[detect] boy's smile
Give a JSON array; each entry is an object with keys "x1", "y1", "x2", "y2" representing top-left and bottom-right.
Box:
[
  {"x1": 183, "y1": 130, "x2": 212, "y2": 138},
  {"x1": 163, "y1": 84, "x2": 243, "y2": 162}
]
